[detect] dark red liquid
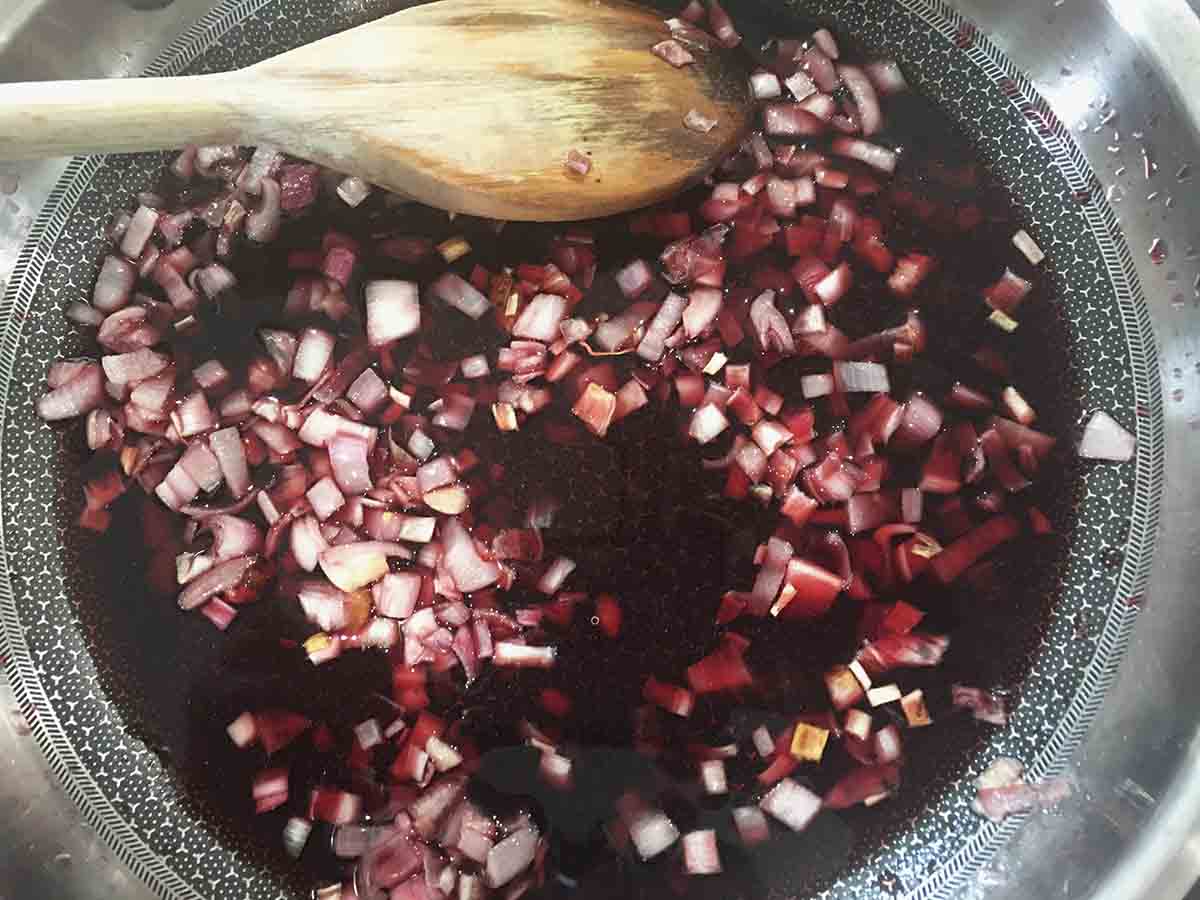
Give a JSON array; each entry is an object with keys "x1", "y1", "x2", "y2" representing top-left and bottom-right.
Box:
[{"x1": 65, "y1": 16, "x2": 1079, "y2": 900}]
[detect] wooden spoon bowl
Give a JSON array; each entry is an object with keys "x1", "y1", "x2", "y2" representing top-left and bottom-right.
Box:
[{"x1": 0, "y1": 0, "x2": 753, "y2": 220}]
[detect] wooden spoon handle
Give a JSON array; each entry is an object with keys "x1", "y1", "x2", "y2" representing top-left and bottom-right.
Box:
[{"x1": 0, "y1": 73, "x2": 247, "y2": 160}]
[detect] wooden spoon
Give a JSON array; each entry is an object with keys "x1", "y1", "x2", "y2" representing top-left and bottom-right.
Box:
[{"x1": 0, "y1": 0, "x2": 752, "y2": 221}]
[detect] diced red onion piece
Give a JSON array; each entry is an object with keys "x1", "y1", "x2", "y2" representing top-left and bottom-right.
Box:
[
  {"x1": 752, "y1": 725, "x2": 775, "y2": 758},
  {"x1": 798, "y1": 93, "x2": 838, "y2": 124},
  {"x1": 102, "y1": 348, "x2": 170, "y2": 386},
  {"x1": 513, "y1": 293, "x2": 568, "y2": 342},
  {"x1": 812, "y1": 27, "x2": 839, "y2": 58},
  {"x1": 763, "y1": 103, "x2": 828, "y2": 137},
  {"x1": 829, "y1": 136, "x2": 897, "y2": 174},
  {"x1": 424, "y1": 483, "x2": 469, "y2": 515},
  {"x1": 177, "y1": 555, "x2": 257, "y2": 610},
  {"x1": 685, "y1": 403, "x2": 726, "y2": 445},
  {"x1": 750, "y1": 69, "x2": 782, "y2": 99},
  {"x1": 643, "y1": 676, "x2": 695, "y2": 717},
  {"x1": 856, "y1": 632, "x2": 950, "y2": 676},
  {"x1": 366, "y1": 280, "x2": 421, "y2": 347},
  {"x1": 677, "y1": 0, "x2": 706, "y2": 23},
  {"x1": 774, "y1": 557, "x2": 842, "y2": 618},
  {"x1": 293, "y1": 328, "x2": 335, "y2": 383},
  {"x1": 329, "y1": 433, "x2": 373, "y2": 495},
  {"x1": 1078, "y1": 410, "x2": 1135, "y2": 462},
  {"x1": 64, "y1": 301, "x2": 105, "y2": 329},
  {"x1": 431, "y1": 272, "x2": 490, "y2": 319},
  {"x1": 973, "y1": 783, "x2": 1040, "y2": 822},
  {"x1": 1000, "y1": 386, "x2": 1036, "y2": 426},
  {"x1": 298, "y1": 408, "x2": 376, "y2": 449},
  {"x1": 319, "y1": 541, "x2": 409, "y2": 592},
  {"x1": 824, "y1": 763, "x2": 901, "y2": 809},
  {"x1": 615, "y1": 259, "x2": 654, "y2": 299},
  {"x1": 749, "y1": 290, "x2": 794, "y2": 354},
  {"x1": 130, "y1": 370, "x2": 173, "y2": 412},
  {"x1": 629, "y1": 810, "x2": 680, "y2": 860},
  {"x1": 613, "y1": 379, "x2": 649, "y2": 422},
  {"x1": 374, "y1": 572, "x2": 422, "y2": 620},
  {"x1": 651, "y1": 38, "x2": 696, "y2": 67},
  {"x1": 699, "y1": 759, "x2": 727, "y2": 795},
  {"x1": 682, "y1": 829, "x2": 722, "y2": 875},
  {"x1": 571, "y1": 382, "x2": 617, "y2": 437},
  {"x1": 989, "y1": 415, "x2": 1057, "y2": 459},
  {"x1": 306, "y1": 476, "x2": 346, "y2": 521},
  {"x1": 834, "y1": 361, "x2": 889, "y2": 393},
  {"x1": 951, "y1": 685, "x2": 1009, "y2": 725},
  {"x1": 837, "y1": 64, "x2": 883, "y2": 135},
  {"x1": 565, "y1": 148, "x2": 592, "y2": 175},
  {"x1": 172, "y1": 391, "x2": 216, "y2": 438},
  {"x1": 783, "y1": 70, "x2": 818, "y2": 102},
  {"x1": 93, "y1": 255, "x2": 137, "y2": 312},
  {"x1": 84, "y1": 407, "x2": 119, "y2": 450},
  {"x1": 864, "y1": 59, "x2": 908, "y2": 95},
  {"x1": 417, "y1": 456, "x2": 457, "y2": 495},
  {"x1": 846, "y1": 492, "x2": 899, "y2": 534},
  {"x1": 764, "y1": 176, "x2": 799, "y2": 217},
  {"x1": 637, "y1": 293, "x2": 688, "y2": 362},
  {"x1": 1012, "y1": 229, "x2": 1045, "y2": 265},
  {"x1": 760, "y1": 778, "x2": 821, "y2": 831},
  {"x1": 983, "y1": 268, "x2": 1033, "y2": 314},
  {"x1": 193, "y1": 360, "x2": 231, "y2": 395},
  {"x1": 332, "y1": 824, "x2": 374, "y2": 859},
  {"x1": 37, "y1": 361, "x2": 105, "y2": 421},
  {"x1": 892, "y1": 394, "x2": 943, "y2": 449},
  {"x1": 687, "y1": 638, "x2": 753, "y2": 693},
  {"x1": 153, "y1": 258, "x2": 198, "y2": 311},
  {"x1": 283, "y1": 817, "x2": 313, "y2": 859},
  {"x1": 485, "y1": 828, "x2": 538, "y2": 888},
  {"x1": 749, "y1": 536, "x2": 791, "y2": 615},
  {"x1": 336, "y1": 175, "x2": 372, "y2": 208},
  {"x1": 252, "y1": 767, "x2": 289, "y2": 814},
  {"x1": 537, "y1": 556, "x2": 577, "y2": 595},
  {"x1": 194, "y1": 262, "x2": 237, "y2": 299},
  {"x1": 178, "y1": 441, "x2": 222, "y2": 492},
  {"x1": 901, "y1": 487, "x2": 923, "y2": 523},
  {"x1": 843, "y1": 709, "x2": 872, "y2": 741},
  {"x1": 119, "y1": 205, "x2": 158, "y2": 258},
  {"x1": 874, "y1": 723, "x2": 903, "y2": 763},
  {"x1": 209, "y1": 514, "x2": 262, "y2": 559},
  {"x1": 310, "y1": 788, "x2": 363, "y2": 825},
  {"x1": 99, "y1": 306, "x2": 164, "y2": 353},
  {"x1": 441, "y1": 516, "x2": 502, "y2": 592},
  {"x1": 493, "y1": 642, "x2": 557, "y2": 668},
  {"x1": 976, "y1": 757, "x2": 1025, "y2": 792},
  {"x1": 732, "y1": 806, "x2": 770, "y2": 846},
  {"x1": 538, "y1": 750, "x2": 573, "y2": 790},
  {"x1": 226, "y1": 711, "x2": 258, "y2": 748},
  {"x1": 292, "y1": 517, "x2": 331, "y2": 573},
  {"x1": 801, "y1": 373, "x2": 834, "y2": 399},
  {"x1": 452, "y1": 354, "x2": 489, "y2": 382},
  {"x1": 792, "y1": 304, "x2": 826, "y2": 335},
  {"x1": 155, "y1": 464, "x2": 199, "y2": 511},
  {"x1": 593, "y1": 299, "x2": 657, "y2": 350},
  {"x1": 682, "y1": 288, "x2": 723, "y2": 338},
  {"x1": 814, "y1": 262, "x2": 854, "y2": 306}
]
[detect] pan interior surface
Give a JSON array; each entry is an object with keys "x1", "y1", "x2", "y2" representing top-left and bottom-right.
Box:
[{"x1": 0, "y1": 1, "x2": 1160, "y2": 900}]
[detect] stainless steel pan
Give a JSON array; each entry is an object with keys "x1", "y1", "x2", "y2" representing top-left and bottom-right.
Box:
[{"x1": 0, "y1": 1, "x2": 1197, "y2": 898}]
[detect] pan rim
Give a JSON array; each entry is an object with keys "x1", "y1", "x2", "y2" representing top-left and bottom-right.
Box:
[{"x1": 0, "y1": 1, "x2": 1163, "y2": 899}]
